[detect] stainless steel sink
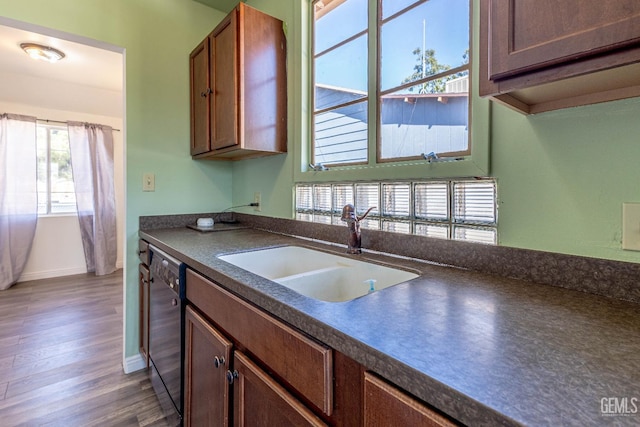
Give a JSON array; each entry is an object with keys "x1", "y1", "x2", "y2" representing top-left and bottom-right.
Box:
[{"x1": 218, "y1": 246, "x2": 419, "y2": 302}]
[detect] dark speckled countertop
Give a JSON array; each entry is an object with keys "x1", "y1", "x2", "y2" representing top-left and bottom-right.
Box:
[{"x1": 140, "y1": 225, "x2": 640, "y2": 427}]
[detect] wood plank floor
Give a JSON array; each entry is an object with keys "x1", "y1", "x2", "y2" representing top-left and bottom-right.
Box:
[{"x1": 0, "y1": 271, "x2": 169, "y2": 426}]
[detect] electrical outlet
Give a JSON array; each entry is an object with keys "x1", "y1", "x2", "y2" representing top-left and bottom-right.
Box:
[
  {"x1": 254, "y1": 192, "x2": 261, "y2": 211},
  {"x1": 622, "y1": 202, "x2": 640, "y2": 251},
  {"x1": 143, "y1": 173, "x2": 155, "y2": 192}
]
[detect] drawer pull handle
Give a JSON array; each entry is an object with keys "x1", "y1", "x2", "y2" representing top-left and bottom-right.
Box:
[
  {"x1": 214, "y1": 356, "x2": 225, "y2": 368},
  {"x1": 226, "y1": 370, "x2": 238, "y2": 385}
]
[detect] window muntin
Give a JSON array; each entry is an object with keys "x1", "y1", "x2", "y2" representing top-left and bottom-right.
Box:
[
  {"x1": 311, "y1": 0, "x2": 471, "y2": 166},
  {"x1": 295, "y1": 179, "x2": 497, "y2": 245},
  {"x1": 36, "y1": 124, "x2": 76, "y2": 215}
]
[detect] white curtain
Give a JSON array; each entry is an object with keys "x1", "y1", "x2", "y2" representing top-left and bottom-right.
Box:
[
  {"x1": 0, "y1": 114, "x2": 38, "y2": 290},
  {"x1": 68, "y1": 122, "x2": 117, "y2": 276}
]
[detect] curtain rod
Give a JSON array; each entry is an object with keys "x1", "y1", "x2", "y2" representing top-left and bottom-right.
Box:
[{"x1": 36, "y1": 118, "x2": 121, "y2": 132}]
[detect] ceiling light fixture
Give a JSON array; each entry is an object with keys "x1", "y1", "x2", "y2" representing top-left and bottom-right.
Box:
[{"x1": 20, "y1": 43, "x2": 65, "y2": 63}]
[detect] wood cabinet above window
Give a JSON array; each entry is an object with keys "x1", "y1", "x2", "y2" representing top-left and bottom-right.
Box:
[
  {"x1": 189, "y1": 3, "x2": 287, "y2": 160},
  {"x1": 479, "y1": 0, "x2": 640, "y2": 114}
]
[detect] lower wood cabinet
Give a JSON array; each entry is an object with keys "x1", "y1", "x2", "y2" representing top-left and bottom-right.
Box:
[
  {"x1": 185, "y1": 267, "x2": 458, "y2": 426},
  {"x1": 184, "y1": 305, "x2": 232, "y2": 426},
  {"x1": 364, "y1": 372, "x2": 459, "y2": 427}
]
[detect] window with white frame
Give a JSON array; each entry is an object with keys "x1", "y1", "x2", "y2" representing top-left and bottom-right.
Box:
[
  {"x1": 295, "y1": 179, "x2": 497, "y2": 245},
  {"x1": 312, "y1": 0, "x2": 471, "y2": 166},
  {"x1": 36, "y1": 124, "x2": 76, "y2": 215}
]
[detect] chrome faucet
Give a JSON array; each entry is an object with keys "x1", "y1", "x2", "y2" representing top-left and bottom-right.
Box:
[{"x1": 340, "y1": 204, "x2": 375, "y2": 254}]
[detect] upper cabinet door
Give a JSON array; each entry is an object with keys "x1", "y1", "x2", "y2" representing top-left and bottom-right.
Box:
[
  {"x1": 190, "y1": 38, "x2": 211, "y2": 156},
  {"x1": 488, "y1": 0, "x2": 640, "y2": 80},
  {"x1": 211, "y1": 11, "x2": 239, "y2": 151}
]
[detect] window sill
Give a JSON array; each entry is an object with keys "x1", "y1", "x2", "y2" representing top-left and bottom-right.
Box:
[{"x1": 37, "y1": 212, "x2": 78, "y2": 219}]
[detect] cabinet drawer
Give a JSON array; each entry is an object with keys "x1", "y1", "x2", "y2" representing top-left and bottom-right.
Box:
[{"x1": 186, "y1": 269, "x2": 333, "y2": 416}]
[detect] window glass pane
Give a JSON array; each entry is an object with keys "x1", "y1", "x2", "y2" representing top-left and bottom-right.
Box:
[
  {"x1": 332, "y1": 184, "x2": 354, "y2": 213},
  {"x1": 382, "y1": 220, "x2": 411, "y2": 234},
  {"x1": 453, "y1": 226, "x2": 497, "y2": 245},
  {"x1": 382, "y1": 183, "x2": 410, "y2": 217},
  {"x1": 314, "y1": 100, "x2": 368, "y2": 165},
  {"x1": 453, "y1": 181, "x2": 497, "y2": 224},
  {"x1": 414, "y1": 182, "x2": 448, "y2": 220},
  {"x1": 36, "y1": 126, "x2": 48, "y2": 215},
  {"x1": 296, "y1": 212, "x2": 313, "y2": 222},
  {"x1": 380, "y1": 0, "x2": 469, "y2": 92},
  {"x1": 355, "y1": 183, "x2": 380, "y2": 216},
  {"x1": 296, "y1": 185, "x2": 313, "y2": 210},
  {"x1": 360, "y1": 217, "x2": 381, "y2": 230},
  {"x1": 415, "y1": 223, "x2": 449, "y2": 239},
  {"x1": 294, "y1": 179, "x2": 497, "y2": 245},
  {"x1": 381, "y1": 0, "x2": 422, "y2": 19},
  {"x1": 379, "y1": 79, "x2": 468, "y2": 159},
  {"x1": 313, "y1": 214, "x2": 332, "y2": 225},
  {"x1": 36, "y1": 125, "x2": 76, "y2": 215},
  {"x1": 314, "y1": 0, "x2": 368, "y2": 53},
  {"x1": 49, "y1": 128, "x2": 75, "y2": 214},
  {"x1": 315, "y1": 36, "x2": 368, "y2": 109},
  {"x1": 314, "y1": 185, "x2": 332, "y2": 212}
]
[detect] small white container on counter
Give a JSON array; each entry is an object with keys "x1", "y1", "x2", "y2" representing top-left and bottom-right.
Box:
[{"x1": 196, "y1": 217, "x2": 214, "y2": 228}]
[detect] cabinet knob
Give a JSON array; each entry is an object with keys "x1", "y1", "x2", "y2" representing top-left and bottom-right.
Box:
[
  {"x1": 226, "y1": 370, "x2": 238, "y2": 385},
  {"x1": 201, "y1": 88, "x2": 212, "y2": 97},
  {"x1": 214, "y1": 356, "x2": 225, "y2": 368}
]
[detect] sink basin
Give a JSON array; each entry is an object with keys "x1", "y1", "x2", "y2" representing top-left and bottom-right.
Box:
[{"x1": 218, "y1": 246, "x2": 419, "y2": 302}]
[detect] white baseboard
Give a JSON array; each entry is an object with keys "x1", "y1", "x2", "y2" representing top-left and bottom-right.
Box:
[
  {"x1": 18, "y1": 266, "x2": 88, "y2": 282},
  {"x1": 123, "y1": 353, "x2": 147, "y2": 374},
  {"x1": 18, "y1": 259, "x2": 125, "y2": 282}
]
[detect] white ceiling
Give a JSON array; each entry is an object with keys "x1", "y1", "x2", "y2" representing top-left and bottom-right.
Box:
[{"x1": 0, "y1": 23, "x2": 123, "y2": 92}]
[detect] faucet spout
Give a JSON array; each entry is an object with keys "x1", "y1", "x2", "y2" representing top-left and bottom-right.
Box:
[{"x1": 340, "y1": 204, "x2": 375, "y2": 254}]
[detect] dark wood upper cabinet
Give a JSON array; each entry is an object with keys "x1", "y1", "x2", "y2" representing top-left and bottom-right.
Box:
[
  {"x1": 189, "y1": 3, "x2": 287, "y2": 159},
  {"x1": 480, "y1": 0, "x2": 640, "y2": 114}
]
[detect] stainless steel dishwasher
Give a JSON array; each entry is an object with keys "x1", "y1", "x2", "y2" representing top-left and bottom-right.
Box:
[{"x1": 148, "y1": 245, "x2": 184, "y2": 426}]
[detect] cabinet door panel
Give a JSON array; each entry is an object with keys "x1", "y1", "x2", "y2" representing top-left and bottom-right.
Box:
[
  {"x1": 211, "y1": 12, "x2": 238, "y2": 151},
  {"x1": 489, "y1": 0, "x2": 640, "y2": 80},
  {"x1": 233, "y1": 351, "x2": 327, "y2": 427},
  {"x1": 184, "y1": 306, "x2": 233, "y2": 427},
  {"x1": 190, "y1": 38, "x2": 211, "y2": 155},
  {"x1": 364, "y1": 372, "x2": 458, "y2": 427}
]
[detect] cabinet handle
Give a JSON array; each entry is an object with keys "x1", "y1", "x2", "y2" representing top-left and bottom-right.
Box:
[
  {"x1": 137, "y1": 249, "x2": 147, "y2": 256},
  {"x1": 201, "y1": 88, "x2": 212, "y2": 97},
  {"x1": 226, "y1": 370, "x2": 238, "y2": 385},
  {"x1": 214, "y1": 356, "x2": 225, "y2": 368}
]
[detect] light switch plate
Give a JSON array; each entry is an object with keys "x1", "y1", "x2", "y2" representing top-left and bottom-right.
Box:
[
  {"x1": 622, "y1": 203, "x2": 640, "y2": 251},
  {"x1": 143, "y1": 173, "x2": 155, "y2": 192}
]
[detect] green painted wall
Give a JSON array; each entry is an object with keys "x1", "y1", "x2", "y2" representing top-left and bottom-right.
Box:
[{"x1": 492, "y1": 98, "x2": 640, "y2": 262}]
